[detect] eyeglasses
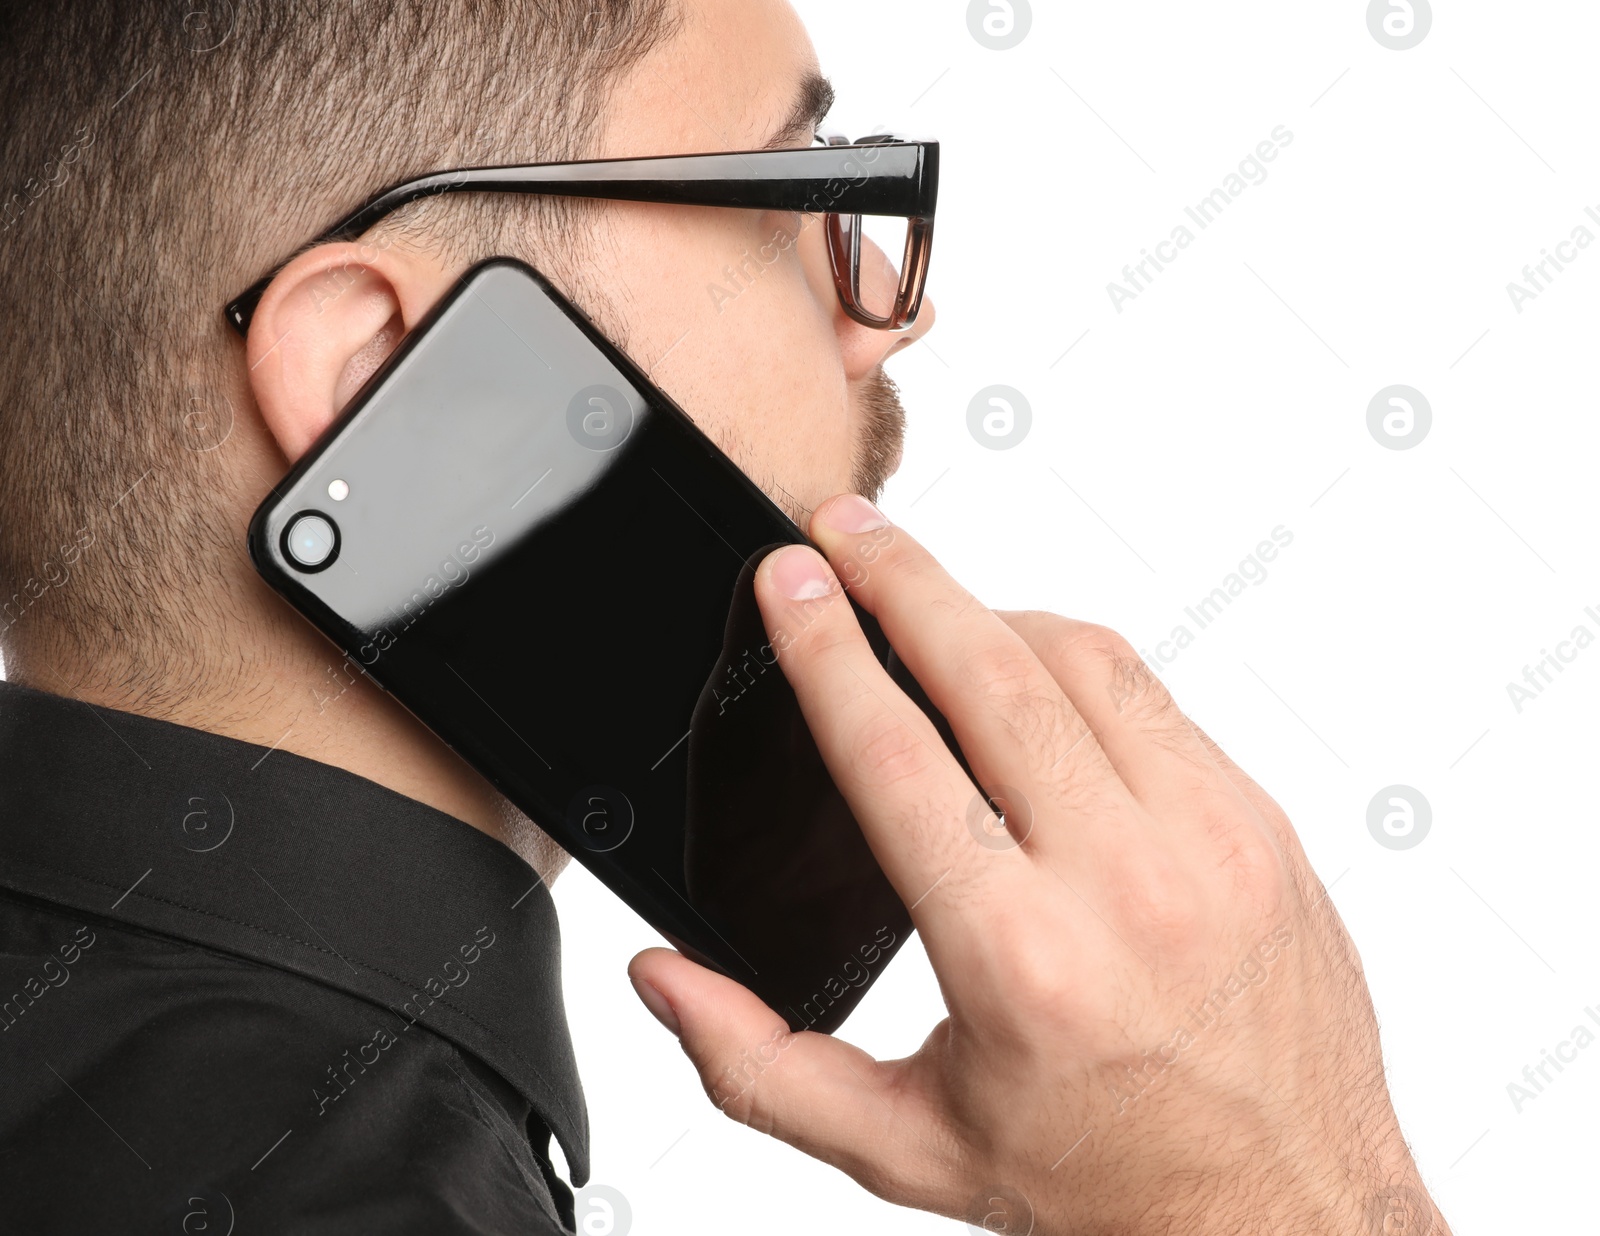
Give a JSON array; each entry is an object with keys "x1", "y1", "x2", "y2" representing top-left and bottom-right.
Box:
[{"x1": 223, "y1": 134, "x2": 938, "y2": 336}]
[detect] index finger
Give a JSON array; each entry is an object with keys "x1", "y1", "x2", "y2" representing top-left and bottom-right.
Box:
[
  {"x1": 754, "y1": 542, "x2": 1023, "y2": 941},
  {"x1": 805, "y1": 496, "x2": 1136, "y2": 848}
]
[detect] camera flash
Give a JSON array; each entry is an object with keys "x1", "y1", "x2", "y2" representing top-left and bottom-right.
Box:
[{"x1": 327, "y1": 479, "x2": 350, "y2": 502}]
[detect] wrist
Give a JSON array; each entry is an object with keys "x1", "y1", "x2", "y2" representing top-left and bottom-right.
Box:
[
  {"x1": 1216, "y1": 1141, "x2": 1449, "y2": 1236},
  {"x1": 1139, "y1": 1112, "x2": 1449, "y2": 1236}
]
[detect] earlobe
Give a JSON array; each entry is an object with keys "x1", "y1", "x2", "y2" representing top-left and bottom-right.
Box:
[{"x1": 245, "y1": 240, "x2": 455, "y2": 462}]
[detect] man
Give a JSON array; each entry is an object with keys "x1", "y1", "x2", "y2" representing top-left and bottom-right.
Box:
[{"x1": 0, "y1": 1, "x2": 1449, "y2": 1232}]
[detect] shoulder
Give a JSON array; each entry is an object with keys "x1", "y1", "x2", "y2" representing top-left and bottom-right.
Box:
[{"x1": 0, "y1": 900, "x2": 572, "y2": 1234}]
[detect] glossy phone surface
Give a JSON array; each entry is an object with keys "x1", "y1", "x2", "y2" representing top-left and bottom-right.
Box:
[{"x1": 249, "y1": 258, "x2": 932, "y2": 1033}]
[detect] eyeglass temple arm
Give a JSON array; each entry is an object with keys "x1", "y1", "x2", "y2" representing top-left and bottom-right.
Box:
[{"x1": 224, "y1": 143, "x2": 936, "y2": 335}]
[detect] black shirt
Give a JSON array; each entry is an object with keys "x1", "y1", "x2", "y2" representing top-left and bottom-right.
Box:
[{"x1": 0, "y1": 678, "x2": 588, "y2": 1234}]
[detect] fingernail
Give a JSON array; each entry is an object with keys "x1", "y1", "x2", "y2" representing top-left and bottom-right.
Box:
[
  {"x1": 769, "y1": 545, "x2": 836, "y2": 601},
  {"x1": 631, "y1": 976, "x2": 682, "y2": 1037},
  {"x1": 820, "y1": 494, "x2": 889, "y2": 534}
]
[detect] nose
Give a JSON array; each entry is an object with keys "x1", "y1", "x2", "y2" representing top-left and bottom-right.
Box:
[
  {"x1": 842, "y1": 232, "x2": 937, "y2": 377},
  {"x1": 897, "y1": 289, "x2": 937, "y2": 349},
  {"x1": 796, "y1": 216, "x2": 937, "y2": 379}
]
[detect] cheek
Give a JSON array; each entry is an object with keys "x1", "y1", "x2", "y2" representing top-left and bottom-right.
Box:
[
  {"x1": 612, "y1": 212, "x2": 855, "y2": 509},
  {"x1": 676, "y1": 296, "x2": 851, "y2": 507}
]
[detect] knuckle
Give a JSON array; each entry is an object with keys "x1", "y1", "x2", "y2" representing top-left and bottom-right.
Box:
[
  {"x1": 795, "y1": 610, "x2": 860, "y2": 664},
  {"x1": 902, "y1": 796, "x2": 977, "y2": 886},
  {"x1": 702, "y1": 1030, "x2": 793, "y2": 1132},
  {"x1": 1103, "y1": 654, "x2": 1170, "y2": 721},
  {"x1": 706, "y1": 1067, "x2": 765, "y2": 1129},
  {"x1": 852, "y1": 712, "x2": 938, "y2": 789},
  {"x1": 843, "y1": 525, "x2": 915, "y2": 590},
  {"x1": 1003, "y1": 610, "x2": 1077, "y2": 666},
  {"x1": 981, "y1": 909, "x2": 1074, "y2": 1013},
  {"x1": 1005, "y1": 608, "x2": 1071, "y2": 639},
  {"x1": 1041, "y1": 742, "x2": 1116, "y2": 816},
  {"x1": 1058, "y1": 620, "x2": 1136, "y2": 665},
  {"x1": 961, "y1": 639, "x2": 1044, "y2": 702},
  {"x1": 1054, "y1": 625, "x2": 1187, "y2": 733},
  {"x1": 707, "y1": 1070, "x2": 756, "y2": 1124},
  {"x1": 1182, "y1": 776, "x2": 1296, "y2": 894},
  {"x1": 1031, "y1": 617, "x2": 1147, "y2": 687},
  {"x1": 1012, "y1": 939, "x2": 1072, "y2": 1009},
  {"x1": 1106, "y1": 852, "x2": 1208, "y2": 950},
  {"x1": 1192, "y1": 723, "x2": 1299, "y2": 838},
  {"x1": 963, "y1": 638, "x2": 1082, "y2": 761},
  {"x1": 1219, "y1": 825, "x2": 1291, "y2": 913}
]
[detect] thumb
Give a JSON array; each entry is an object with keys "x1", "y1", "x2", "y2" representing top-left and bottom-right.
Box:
[{"x1": 627, "y1": 947, "x2": 944, "y2": 1200}]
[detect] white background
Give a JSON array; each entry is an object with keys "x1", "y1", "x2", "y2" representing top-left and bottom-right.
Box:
[
  {"x1": 554, "y1": 2, "x2": 1600, "y2": 1233},
  {"x1": 4, "y1": 3, "x2": 1586, "y2": 1232}
]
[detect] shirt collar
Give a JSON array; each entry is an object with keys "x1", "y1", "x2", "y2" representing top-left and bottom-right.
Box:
[{"x1": 0, "y1": 677, "x2": 590, "y2": 1184}]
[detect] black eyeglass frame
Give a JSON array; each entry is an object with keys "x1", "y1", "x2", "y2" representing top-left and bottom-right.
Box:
[{"x1": 223, "y1": 135, "x2": 938, "y2": 337}]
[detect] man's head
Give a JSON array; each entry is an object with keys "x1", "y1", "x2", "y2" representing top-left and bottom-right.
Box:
[{"x1": 0, "y1": 0, "x2": 931, "y2": 716}]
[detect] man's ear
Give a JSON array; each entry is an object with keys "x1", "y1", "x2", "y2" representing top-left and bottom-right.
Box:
[{"x1": 246, "y1": 240, "x2": 458, "y2": 462}]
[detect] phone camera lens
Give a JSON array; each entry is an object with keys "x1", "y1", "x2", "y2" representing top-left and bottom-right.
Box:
[{"x1": 283, "y1": 512, "x2": 340, "y2": 572}]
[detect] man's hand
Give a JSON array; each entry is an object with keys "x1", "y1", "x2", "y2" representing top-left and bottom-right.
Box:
[{"x1": 628, "y1": 494, "x2": 1448, "y2": 1236}]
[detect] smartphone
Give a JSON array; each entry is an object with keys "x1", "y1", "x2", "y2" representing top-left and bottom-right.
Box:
[{"x1": 248, "y1": 258, "x2": 962, "y2": 1033}]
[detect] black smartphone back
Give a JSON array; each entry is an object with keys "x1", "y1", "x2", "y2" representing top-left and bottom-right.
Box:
[{"x1": 248, "y1": 258, "x2": 934, "y2": 1033}]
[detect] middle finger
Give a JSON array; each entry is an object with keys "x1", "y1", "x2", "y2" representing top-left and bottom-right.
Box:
[{"x1": 807, "y1": 495, "x2": 1137, "y2": 841}]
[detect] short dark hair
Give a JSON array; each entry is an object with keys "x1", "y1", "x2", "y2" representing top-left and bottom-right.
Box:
[{"x1": 0, "y1": 0, "x2": 677, "y2": 694}]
